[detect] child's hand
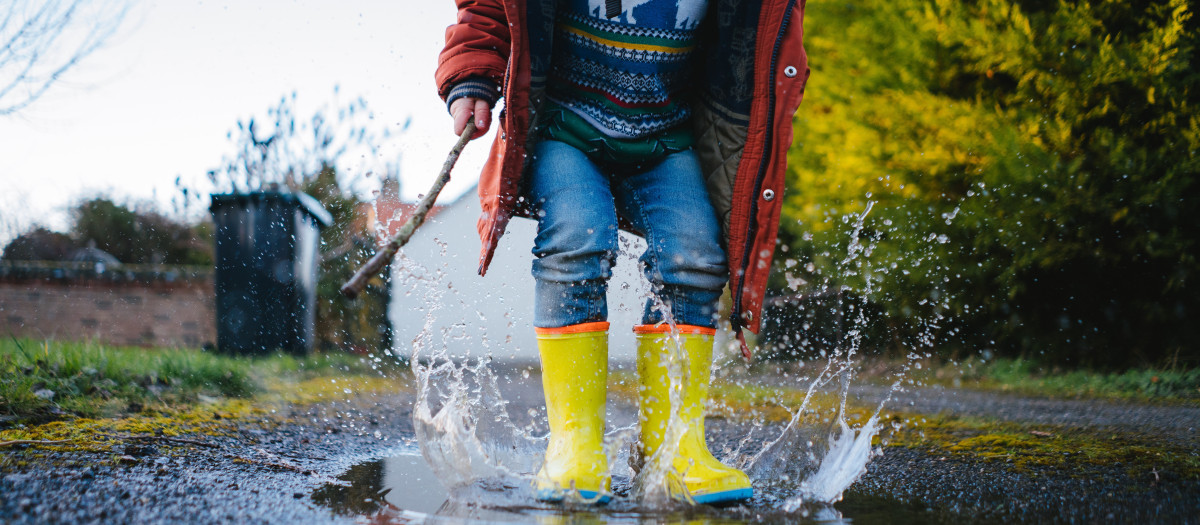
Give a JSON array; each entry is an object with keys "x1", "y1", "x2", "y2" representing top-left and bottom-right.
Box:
[{"x1": 451, "y1": 97, "x2": 491, "y2": 140}]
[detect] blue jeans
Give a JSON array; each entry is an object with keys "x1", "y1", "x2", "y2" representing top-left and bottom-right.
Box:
[{"x1": 527, "y1": 140, "x2": 728, "y2": 329}]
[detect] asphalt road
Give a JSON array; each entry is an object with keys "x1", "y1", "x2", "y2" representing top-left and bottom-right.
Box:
[{"x1": 2, "y1": 364, "x2": 1198, "y2": 524}]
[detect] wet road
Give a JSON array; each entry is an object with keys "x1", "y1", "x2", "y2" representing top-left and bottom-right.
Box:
[
  {"x1": 854, "y1": 383, "x2": 1200, "y2": 442},
  {"x1": 2, "y1": 363, "x2": 1198, "y2": 524},
  {"x1": 0, "y1": 393, "x2": 419, "y2": 524}
]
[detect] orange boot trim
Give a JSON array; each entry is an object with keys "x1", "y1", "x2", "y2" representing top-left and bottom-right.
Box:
[
  {"x1": 632, "y1": 324, "x2": 717, "y2": 336},
  {"x1": 534, "y1": 322, "x2": 610, "y2": 336}
]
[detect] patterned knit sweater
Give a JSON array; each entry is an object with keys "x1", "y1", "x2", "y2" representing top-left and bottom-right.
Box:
[{"x1": 541, "y1": 0, "x2": 709, "y2": 164}]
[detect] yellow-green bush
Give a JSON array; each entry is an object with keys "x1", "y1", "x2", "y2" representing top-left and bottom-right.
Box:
[{"x1": 769, "y1": 0, "x2": 1198, "y2": 368}]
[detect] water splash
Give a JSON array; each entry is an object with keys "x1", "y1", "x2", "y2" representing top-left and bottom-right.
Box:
[
  {"x1": 382, "y1": 196, "x2": 948, "y2": 514},
  {"x1": 397, "y1": 247, "x2": 544, "y2": 495},
  {"x1": 742, "y1": 201, "x2": 906, "y2": 508},
  {"x1": 788, "y1": 415, "x2": 880, "y2": 508}
]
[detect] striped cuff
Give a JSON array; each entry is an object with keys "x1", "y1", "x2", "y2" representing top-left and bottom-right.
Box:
[{"x1": 445, "y1": 77, "x2": 500, "y2": 114}]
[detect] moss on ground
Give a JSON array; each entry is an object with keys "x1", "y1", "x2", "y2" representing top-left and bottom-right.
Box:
[
  {"x1": 1, "y1": 368, "x2": 409, "y2": 461},
  {"x1": 0, "y1": 338, "x2": 408, "y2": 470},
  {"x1": 887, "y1": 412, "x2": 1200, "y2": 482},
  {"x1": 611, "y1": 370, "x2": 1199, "y2": 485}
]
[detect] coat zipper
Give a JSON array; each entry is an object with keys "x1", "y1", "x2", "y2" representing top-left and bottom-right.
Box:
[{"x1": 733, "y1": 0, "x2": 797, "y2": 334}]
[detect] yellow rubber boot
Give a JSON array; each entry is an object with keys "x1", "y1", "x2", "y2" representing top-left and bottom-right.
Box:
[
  {"x1": 534, "y1": 322, "x2": 612, "y2": 503},
  {"x1": 636, "y1": 324, "x2": 753, "y2": 505}
]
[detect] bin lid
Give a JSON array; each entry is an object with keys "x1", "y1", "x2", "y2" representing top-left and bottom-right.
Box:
[{"x1": 209, "y1": 191, "x2": 334, "y2": 227}]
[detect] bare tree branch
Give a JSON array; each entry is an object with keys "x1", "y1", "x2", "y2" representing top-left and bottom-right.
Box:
[
  {"x1": 0, "y1": 0, "x2": 129, "y2": 116},
  {"x1": 211, "y1": 91, "x2": 398, "y2": 194}
]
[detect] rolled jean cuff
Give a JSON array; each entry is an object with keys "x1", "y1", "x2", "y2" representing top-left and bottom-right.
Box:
[
  {"x1": 642, "y1": 284, "x2": 722, "y2": 329},
  {"x1": 534, "y1": 279, "x2": 608, "y2": 328}
]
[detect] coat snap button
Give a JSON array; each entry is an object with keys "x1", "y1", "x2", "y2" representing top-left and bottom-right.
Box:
[
  {"x1": 762, "y1": 189, "x2": 775, "y2": 201},
  {"x1": 742, "y1": 310, "x2": 754, "y2": 322},
  {"x1": 784, "y1": 65, "x2": 798, "y2": 78}
]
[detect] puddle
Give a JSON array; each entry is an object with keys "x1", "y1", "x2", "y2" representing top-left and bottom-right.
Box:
[
  {"x1": 320, "y1": 200, "x2": 971, "y2": 523},
  {"x1": 311, "y1": 450, "x2": 955, "y2": 524},
  {"x1": 313, "y1": 452, "x2": 450, "y2": 516}
]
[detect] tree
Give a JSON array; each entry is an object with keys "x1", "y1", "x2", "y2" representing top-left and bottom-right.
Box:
[
  {"x1": 0, "y1": 0, "x2": 129, "y2": 116},
  {"x1": 304, "y1": 166, "x2": 394, "y2": 353},
  {"x1": 1, "y1": 197, "x2": 212, "y2": 265},
  {"x1": 69, "y1": 197, "x2": 212, "y2": 265},
  {"x1": 208, "y1": 89, "x2": 403, "y2": 194},
  {"x1": 1, "y1": 227, "x2": 74, "y2": 261},
  {"x1": 769, "y1": 0, "x2": 1198, "y2": 368}
]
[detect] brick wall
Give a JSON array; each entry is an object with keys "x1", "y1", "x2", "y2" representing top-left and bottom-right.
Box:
[{"x1": 0, "y1": 262, "x2": 215, "y2": 348}]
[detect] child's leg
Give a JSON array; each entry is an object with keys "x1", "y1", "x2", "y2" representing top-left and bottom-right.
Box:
[
  {"x1": 615, "y1": 150, "x2": 752, "y2": 504},
  {"x1": 527, "y1": 140, "x2": 620, "y2": 328},
  {"x1": 526, "y1": 139, "x2": 617, "y2": 502},
  {"x1": 612, "y1": 149, "x2": 727, "y2": 327}
]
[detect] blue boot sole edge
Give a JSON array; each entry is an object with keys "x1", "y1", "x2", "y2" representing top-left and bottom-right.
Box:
[
  {"x1": 536, "y1": 489, "x2": 612, "y2": 505},
  {"x1": 535, "y1": 488, "x2": 750, "y2": 506},
  {"x1": 692, "y1": 487, "x2": 754, "y2": 505}
]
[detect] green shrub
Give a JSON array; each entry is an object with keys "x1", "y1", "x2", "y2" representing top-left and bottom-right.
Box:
[{"x1": 773, "y1": 0, "x2": 1199, "y2": 368}]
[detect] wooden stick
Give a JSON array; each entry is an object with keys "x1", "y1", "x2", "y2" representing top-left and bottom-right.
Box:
[{"x1": 340, "y1": 121, "x2": 477, "y2": 299}]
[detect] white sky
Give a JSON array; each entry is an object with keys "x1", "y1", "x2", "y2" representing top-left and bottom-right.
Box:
[{"x1": 0, "y1": 0, "x2": 491, "y2": 245}]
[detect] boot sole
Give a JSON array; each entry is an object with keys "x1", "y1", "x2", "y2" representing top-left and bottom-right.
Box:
[{"x1": 692, "y1": 487, "x2": 753, "y2": 505}]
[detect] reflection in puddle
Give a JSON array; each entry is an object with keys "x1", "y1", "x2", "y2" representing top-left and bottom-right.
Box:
[
  {"x1": 312, "y1": 452, "x2": 950, "y2": 524},
  {"x1": 384, "y1": 453, "x2": 451, "y2": 514}
]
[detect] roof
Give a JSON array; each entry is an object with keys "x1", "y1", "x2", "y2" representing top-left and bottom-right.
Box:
[
  {"x1": 69, "y1": 246, "x2": 121, "y2": 266},
  {"x1": 354, "y1": 181, "x2": 472, "y2": 238}
]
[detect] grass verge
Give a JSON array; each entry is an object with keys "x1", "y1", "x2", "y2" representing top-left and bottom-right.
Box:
[
  {"x1": 0, "y1": 337, "x2": 406, "y2": 424},
  {"x1": 1, "y1": 338, "x2": 412, "y2": 461},
  {"x1": 906, "y1": 357, "x2": 1200, "y2": 403}
]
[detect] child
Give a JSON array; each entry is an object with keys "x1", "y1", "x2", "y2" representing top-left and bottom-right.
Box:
[{"x1": 436, "y1": 0, "x2": 809, "y2": 505}]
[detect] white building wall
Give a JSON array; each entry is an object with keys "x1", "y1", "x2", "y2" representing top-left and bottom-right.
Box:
[{"x1": 388, "y1": 188, "x2": 652, "y2": 363}]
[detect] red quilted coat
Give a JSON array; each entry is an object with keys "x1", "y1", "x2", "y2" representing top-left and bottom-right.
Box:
[{"x1": 436, "y1": 0, "x2": 810, "y2": 356}]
